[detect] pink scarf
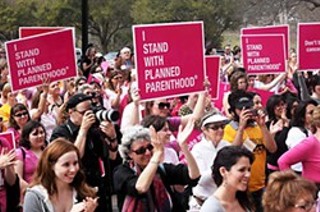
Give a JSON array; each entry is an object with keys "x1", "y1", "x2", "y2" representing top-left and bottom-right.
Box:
[{"x1": 122, "y1": 162, "x2": 172, "y2": 212}]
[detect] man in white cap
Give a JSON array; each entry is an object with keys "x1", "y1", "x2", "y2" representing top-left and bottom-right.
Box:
[
  {"x1": 189, "y1": 110, "x2": 230, "y2": 209},
  {"x1": 119, "y1": 46, "x2": 133, "y2": 70}
]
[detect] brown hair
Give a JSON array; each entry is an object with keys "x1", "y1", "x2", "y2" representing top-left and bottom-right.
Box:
[
  {"x1": 311, "y1": 105, "x2": 320, "y2": 133},
  {"x1": 262, "y1": 170, "x2": 317, "y2": 212},
  {"x1": 107, "y1": 70, "x2": 122, "y2": 91},
  {"x1": 2, "y1": 83, "x2": 11, "y2": 99},
  {"x1": 30, "y1": 138, "x2": 96, "y2": 199},
  {"x1": 9, "y1": 103, "x2": 30, "y2": 130},
  {"x1": 230, "y1": 71, "x2": 248, "y2": 92}
]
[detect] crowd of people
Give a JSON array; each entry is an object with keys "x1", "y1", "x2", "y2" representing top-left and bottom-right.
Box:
[{"x1": 0, "y1": 42, "x2": 318, "y2": 212}]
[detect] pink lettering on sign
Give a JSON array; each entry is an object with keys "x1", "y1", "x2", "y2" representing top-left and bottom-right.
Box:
[
  {"x1": 5, "y1": 28, "x2": 77, "y2": 92},
  {"x1": 241, "y1": 34, "x2": 286, "y2": 75},
  {"x1": 205, "y1": 56, "x2": 220, "y2": 100},
  {"x1": 242, "y1": 25, "x2": 289, "y2": 59},
  {"x1": 298, "y1": 23, "x2": 320, "y2": 70},
  {"x1": 133, "y1": 22, "x2": 206, "y2": 101}
]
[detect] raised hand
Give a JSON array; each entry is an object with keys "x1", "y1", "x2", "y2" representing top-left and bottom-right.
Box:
[
  {"x1": 254, "y1": 109, "x2": 267, "y2": 127},
  {"x1": 0, "y1": 148, "x2": 16, "y2": 169},
  {"x1": 83, "y1": 197, "x2": 99, "y2": 212},
  {"x1": 177, "y1": 118, "x2": 195, "y2": 148},
  {"x1": 269, "y1": 119, "x2": 284, "y2": 135},
  {"x1": 238, "y1": 108, "x2": 252, "y2": 129}
]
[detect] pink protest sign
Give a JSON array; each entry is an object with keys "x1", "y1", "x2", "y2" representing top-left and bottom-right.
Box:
[
  {"x1": 298, "y1": 23, "x2": 320, "y2": 70},
  {"x1": 133, "y1": 22, "x2": 205, "y2": 101},
  {"x1": 242, "y1": 25, "x2": 289, "y2": 59},
  {"x1": 241, "y1": 34, "x2": 286, "y2": 75},
  {"x1": 5, "y1": 28, "x2": 77, "y2": 92},
  {"x1": 19, "y1": 26, "x2": 65, "y2": 38},
  {"x1": 248, "y1": 87, "x2": 274, "y2": 107},
  {"x1": 212, "y1": 82, "x2": 230, "y2": 112},
  {"x1": 0, "y1": 132, "x2": 15, "y2": 150},
  {"x1": 205, "y1": 56, "x2": 220, "y2": 100}
]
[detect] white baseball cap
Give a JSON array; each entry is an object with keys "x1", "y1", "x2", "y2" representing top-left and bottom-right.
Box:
[{"x1": 201, "y1": 113, "x2": 229, "y2": 127}]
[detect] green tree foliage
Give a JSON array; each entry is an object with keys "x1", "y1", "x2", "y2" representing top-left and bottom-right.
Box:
[
  {"x1": 88, "y1": 0, "x2": 134, "y2": 52},
  {"x1": 131, "y1": 0, "x2": 242, "y2": 48},
  {"x1": 0, "y1": 0, "x2": 80, "y2": 41}
]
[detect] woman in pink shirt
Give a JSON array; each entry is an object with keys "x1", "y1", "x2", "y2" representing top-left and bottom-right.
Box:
[
  {"x1": 14, "y1": 120, "x2": 46, "y2": 196},
  {"x1": 278, "y1": 105, "x2": 320, "y2": 184}
]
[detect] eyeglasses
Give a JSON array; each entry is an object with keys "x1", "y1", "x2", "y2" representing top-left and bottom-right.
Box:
[
  {"x1": 14, "y1": 111, "x2": 28, "y2": 118},
  {"x1": 294, "y1": 200, "x2": 317, "y2": 211},
  {"x1": 131, "y1": 144, "x2": 154, "y2": 155},
  {"x1": 158, "y1": 102, "x2": 170, "y2": 109},
  {"x1": 207, "y1": 123, "x2": 226, "y2": 131}
]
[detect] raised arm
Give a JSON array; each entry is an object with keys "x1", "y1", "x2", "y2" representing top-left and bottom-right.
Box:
[
  {"x1": 135, "y1": 126, "x2": 164, "y2": 193},
  {"x1": 177, "y1": 119, "x2": 200, "y2": 179}
]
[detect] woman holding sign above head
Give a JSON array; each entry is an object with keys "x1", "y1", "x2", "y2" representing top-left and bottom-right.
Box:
[
  {"x1": 30, "y1": 80, "x2": 57, "y2": 141},
  {"x1": 120, "y1": 81, "x2": 207, "y2": 155},
  {"x1": 223, "y1": 69, "x2": 287, "y2": 118}
]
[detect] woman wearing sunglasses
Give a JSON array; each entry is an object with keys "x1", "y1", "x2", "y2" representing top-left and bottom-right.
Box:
[
  {"x1": 189, "y1": 111, "x2": 230, "y2": 210},
  {"x1": 8, "y1": 103, "x2": 31, "y2": 147},
  {"x1": 114, "y1": 119, "x2": 200, "y2": 212}
]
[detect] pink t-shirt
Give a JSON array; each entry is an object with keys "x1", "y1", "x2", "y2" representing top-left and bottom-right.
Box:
[
  {"x1": 16, "y1": 148, "x2": 39, "y2": 183},
  {"x1": 278, "y1": 135, "x2": 320, "y2": 183}
]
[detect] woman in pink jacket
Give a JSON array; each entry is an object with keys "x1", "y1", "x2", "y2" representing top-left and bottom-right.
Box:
[{"x1": 278, "y1": 105, "x2": 320, "y2": 184}]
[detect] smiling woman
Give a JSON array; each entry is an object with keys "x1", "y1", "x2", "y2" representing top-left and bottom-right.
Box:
[
  {"x1": 23, "y1": 138, "x2": 98, "y2": 212},
  {"x1": 114, "y1": 123, "x2": 200, "y2": 211},
  {"x1": 201, "y1": 146, "x2": 254, "y2": 212}
]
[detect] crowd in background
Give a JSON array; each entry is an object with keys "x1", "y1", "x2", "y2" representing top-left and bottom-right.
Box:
[{"x1": 0, "y1": 41, "x2": 318, "y2": 212}]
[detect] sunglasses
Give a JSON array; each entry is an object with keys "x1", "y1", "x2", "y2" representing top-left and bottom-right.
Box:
[
  {"x1": 158, "y1": 102, "x2": 170, "y2": 109},
  {"x1": 131, "y1": 144, "x2": 154, "y2": 155},
  {"x1": 207, "y1": 123, "x2": 226, "y2": 130},
  {"x1": 14, "y1": 111, "x2": 28, "y2": 118}
]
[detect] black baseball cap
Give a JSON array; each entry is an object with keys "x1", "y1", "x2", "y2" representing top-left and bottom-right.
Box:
[{"x1": 66, "y1": 93, "x2": 92, "y2": 110}]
